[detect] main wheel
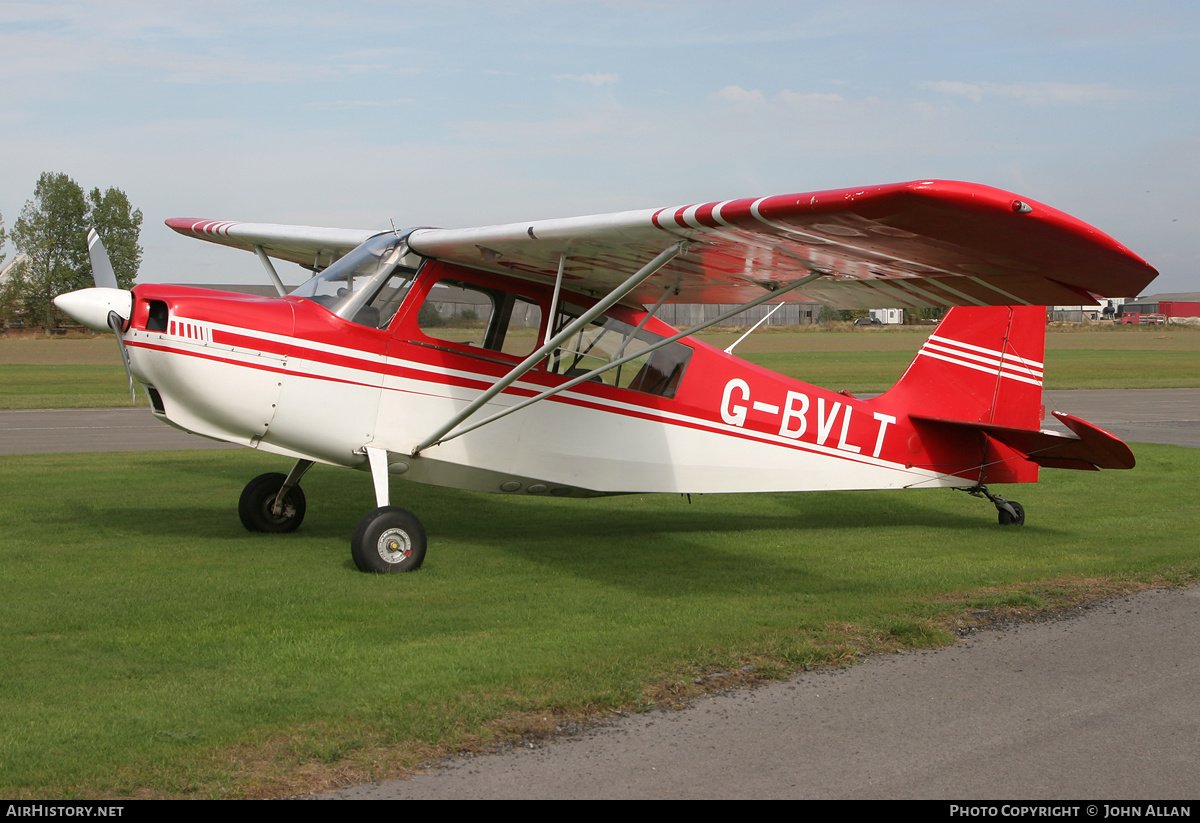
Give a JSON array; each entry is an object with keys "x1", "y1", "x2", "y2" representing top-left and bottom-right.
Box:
[
  {"x1": 351, "y1": 506, "x2": 427, "y2": 573},
  {"x1": 997, "y1": 500, "x2": 1025, "y2": 526},
  {"x1": 239, "y1": 472, "x2": 307, "y2": 533}
]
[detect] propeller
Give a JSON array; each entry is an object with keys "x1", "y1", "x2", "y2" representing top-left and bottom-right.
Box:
[
  {"x1": 53, "y1": 229, "x2": 137, "y2": 402},
  {"x1": 87, "y1": 228, "x2": 119, "y2": 290},
  {"x1": 107, "y1": 308, "x2": 137, "y2": 404}
]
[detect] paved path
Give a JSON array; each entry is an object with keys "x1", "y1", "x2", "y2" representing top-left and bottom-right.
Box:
[
  {"x1": 2, "y1": 389, "x2": 1197, "y2": 454},
  {"x1": 328, "y1": 587, "x2": 1200, "y2": 800},
  {"x1": 1040, "y1": 388, "x2": 1200, "y2": 448},
  {"x1": 0, "y1": 407, "x2": 238, "y2": 454}
]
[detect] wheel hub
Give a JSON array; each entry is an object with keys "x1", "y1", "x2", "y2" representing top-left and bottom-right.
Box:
[
  {"x1": 377, "y1": 527, "x2": 412, "y2": 564},
  {"x1": 264, "y1": 497, "x2": 295, "y2": 522}
]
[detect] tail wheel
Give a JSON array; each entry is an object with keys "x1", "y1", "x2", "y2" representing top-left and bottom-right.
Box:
[
  {"x1": 351, "y1": 506, "x2": 427, "y2": 573},
  {"x1": 998, "y1": 501, "x2": 1025, "y2": 526},
  {"x1": 239, "y1": 472, "x2": 307, "y2": 533}
]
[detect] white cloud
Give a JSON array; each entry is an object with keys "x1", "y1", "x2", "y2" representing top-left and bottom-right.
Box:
[
  {"x1": 920, "y1": 81, "x2": 1146, "y2": 106},
  {"x1": 711, "y1": 87, "x2": 845, "y2": 110},
  {"x1": 302, "y1": 99, "x2": 416, "y2": 109},
  {"x1": 553, "y1": 73, "x2": 619, "y2": 86},
  {"x1": 155, "y1": 54, "x2": 378, "y2": 85},
  {"x1": 776, "y1": 90, "x2": 845, "y2": 107},
  {"x1": 709, "y1": 85, "x2": 766, "y2": 107}
]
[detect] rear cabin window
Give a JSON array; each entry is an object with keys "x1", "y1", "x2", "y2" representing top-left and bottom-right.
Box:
[
  {"x1": 413, "y1": 280, "x2": 690, "y2": 398},
  {"x1": 547, "y1": 305, "x2": 692, "y2": 399}
]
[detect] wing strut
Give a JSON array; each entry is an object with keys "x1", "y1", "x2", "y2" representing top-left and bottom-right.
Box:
[
  {"x1": 724, "y1": 302, "x2": 785, "y2": 354},
  {"x1": 424, "y1": 271, "x2": 826, "y2": 449},
  {"x1": 544, "y1": 251, "x2": 567, "y2": 348},
  {"x1": 254, "y1": 245, "x2": 289, "y2": 296},
  {"x1": 411, "y1": 241, "x2": 687, "y2": 456},
  {"x1": 614, "y1": 275, "x2": 679, "y2": 361}
]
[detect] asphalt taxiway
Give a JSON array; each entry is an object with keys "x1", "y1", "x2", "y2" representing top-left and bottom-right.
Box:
[
  {"x1": 0, "y1": 406, "x2": 238, "y2": 454},
  {"x1": 2, "y1": 388, "x2": 1197, "y2": 454},
  {"x1": 327, "y1": 586, "x2": 1200, "y2": 800}
]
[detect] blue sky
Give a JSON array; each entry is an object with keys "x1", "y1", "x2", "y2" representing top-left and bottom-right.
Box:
[{"x1": 2, "y1": 0, "x2": 1196, "y2": 294}]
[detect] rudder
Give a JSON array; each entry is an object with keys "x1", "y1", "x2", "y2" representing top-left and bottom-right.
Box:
[{"x1": 879, "y1": 306, "x2": 1046, "y2": 430}]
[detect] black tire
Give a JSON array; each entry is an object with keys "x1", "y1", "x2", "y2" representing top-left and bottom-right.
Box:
[
  {"x1": 238, "y1": 472, "x2": 307, "y2": 533},
  {"x1": 351, "y1": 506, "x2": 427, "y2": 573},
  {"x1": 998, "y1": 501, "x2": 1025, "y2": 527}
]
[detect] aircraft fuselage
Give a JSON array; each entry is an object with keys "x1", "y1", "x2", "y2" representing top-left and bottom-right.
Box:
[{"x1": 121, "y1": 260, "x2": 1031, "y2": 501}]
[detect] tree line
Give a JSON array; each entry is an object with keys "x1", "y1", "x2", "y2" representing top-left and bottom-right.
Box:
[{"x1": 1, "y1": 172, "x2": 143, "y2": 334}]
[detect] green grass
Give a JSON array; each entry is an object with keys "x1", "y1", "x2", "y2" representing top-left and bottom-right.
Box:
[
  {"x1": 4, "y1": 325, "x2": 1198, "y2": 408},
  {"x1": 738, "y1": 349, "x2": 1200, "y2": 393},
  {"x1": 1031, "y1": 350, "x2": 1200, "y2": 389},
  {"x1": 0, "y1": 365, "x2": 138, "y2": 409},
  {"x1": 1, "y1": 446, "x2": 1197, "y2": 798},
  {"x1": 706, "y1": 324, "x2": 1200, "y2": 391},
  {"x1": 738, "y1": 350, "x2": 916, "y2": 392}
]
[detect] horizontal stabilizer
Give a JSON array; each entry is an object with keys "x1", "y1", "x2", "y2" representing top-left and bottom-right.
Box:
[
  {"x1": 1048, "y1": 411, "x2": 1137, "y2": 470},
  {"x1": 910, "y1": 413, "x2": 1135, "y2": 471}
]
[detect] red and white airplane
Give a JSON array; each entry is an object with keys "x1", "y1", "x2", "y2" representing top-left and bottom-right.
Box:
[{"x1": 55, "y1": 180, "x2": 1157, "y2": 573}]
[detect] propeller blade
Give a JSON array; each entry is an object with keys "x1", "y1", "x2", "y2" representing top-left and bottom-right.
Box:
[
  {"x1": 87, "y1": 228, "x2": 119, "y2": 289},
  {"x1": 107, "y1": 310, "x2": 137, "y2": 403}
]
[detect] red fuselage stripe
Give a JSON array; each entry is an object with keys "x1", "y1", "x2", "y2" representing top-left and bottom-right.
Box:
[{"x1": 128, "y1": 334, "x2": 912, "y2": 472}]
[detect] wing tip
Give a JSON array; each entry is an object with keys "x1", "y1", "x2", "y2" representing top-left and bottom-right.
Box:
[{"x1": 165, "y1": 217, "x2": 242, "y2": 238}]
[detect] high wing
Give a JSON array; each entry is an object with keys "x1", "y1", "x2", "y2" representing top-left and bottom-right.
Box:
[
  {"x1": 407, "y1": 180, "x2": 1157, "y2": 308},
  {"x1": 165, "y1": 218, "x2": 375, "y2": 271},
  {"x1": 167, "y1": 180, "x2": 1158, "y2": 308}
]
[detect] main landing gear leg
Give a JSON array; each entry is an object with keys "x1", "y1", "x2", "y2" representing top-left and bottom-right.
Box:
[
  {"x1": 963, "y1": 485, "x2": 1026, "y2": 527},
  {"x1": 239, "y1": 459, "x2": 313, "y2": 533},
  {"x1": 351, "y1": 446, "x2": 427, "y2": 573}
]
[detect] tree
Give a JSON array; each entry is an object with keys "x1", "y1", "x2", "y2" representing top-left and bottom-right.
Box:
[
  {"x1": 816, "y1": 304, "x2": 854, "y2": 323},
  {"x1": 11, "y1": 173, "x2": 90, "y2": 333},
  {"x1": 1, "y1": 257, "x2": 29, "y2": 330},
  {"x1": 89, "y1": 186, "x2": 142, "y2": 289},
  {"x1": 9, "y1": 172, "x2": 142, "y2": 333},
  {"x1": 0, "y1": 209, "x2": 16, "y2": 330},
  {"x1": 903, "y1": 307, "x2": 946, "y2": 325}
]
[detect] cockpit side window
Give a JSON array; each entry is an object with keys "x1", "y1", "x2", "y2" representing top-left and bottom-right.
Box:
[
  {"x1": 354, "y1": 270, "x2": 417, "y2": 329},
  {"x1": 417, "y1": 279, "x2": 543, "y2": 357}
]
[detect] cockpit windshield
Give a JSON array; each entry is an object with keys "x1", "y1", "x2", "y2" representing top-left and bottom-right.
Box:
[{"x1": 290, "y1": 233, "x2": 424, "y2": 328}]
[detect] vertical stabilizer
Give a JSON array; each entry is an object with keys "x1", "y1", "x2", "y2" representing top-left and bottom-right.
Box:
[{"x1": 878, "y1": 306, "x2": 1046, "y2": 430}]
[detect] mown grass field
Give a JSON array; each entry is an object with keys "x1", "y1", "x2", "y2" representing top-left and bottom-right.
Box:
[
  {"x1": 1, "y1": 445, "x2": 1198, "y2": 798},
  {"x1": 696, "y1": 323, "x2": 1200, "y2": 392},
  {"x1": 2, "y1": 324, "x2": 1199, "y2": 408}
]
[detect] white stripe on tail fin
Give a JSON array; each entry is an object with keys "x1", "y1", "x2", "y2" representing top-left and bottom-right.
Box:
[{"x1": 879, "y1": 306, "x2": 1046, "y2": 430}]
